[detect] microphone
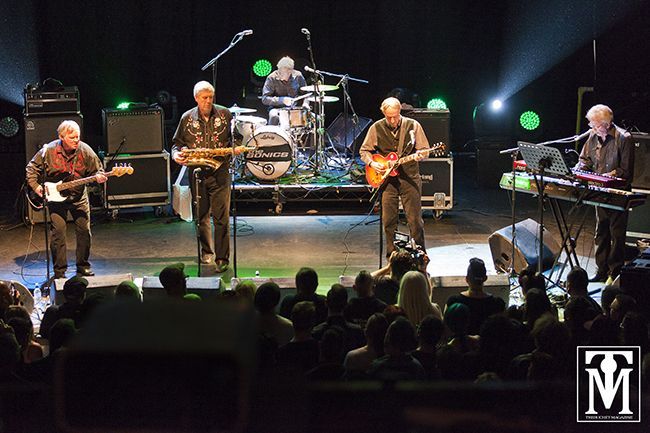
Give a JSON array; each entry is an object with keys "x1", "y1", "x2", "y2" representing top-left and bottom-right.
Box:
[
  {"x1": 572, "y1": 130, "x2": 591, "y2": 141},
  {"x1": 304, "y1": 65, "x2": 316, "y2": 73},
  {"x1": 238, "y1": 29, "x2": 253, "y2": 36},
  {"x1": 301, "y1": 28, "x2": 310, "y2": 35}
]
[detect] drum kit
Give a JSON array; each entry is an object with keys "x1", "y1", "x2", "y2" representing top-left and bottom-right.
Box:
[{"x1": 229, "y1": 83, "x2": 341, "y2": 181}]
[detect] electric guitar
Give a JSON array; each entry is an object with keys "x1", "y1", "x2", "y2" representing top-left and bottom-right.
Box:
[
  {"x1": 27, "y1": 164, "x2": 134, "y2": 210},
  {"x1": 365, "y1": 142, "x2": 445, "y2": 188}
]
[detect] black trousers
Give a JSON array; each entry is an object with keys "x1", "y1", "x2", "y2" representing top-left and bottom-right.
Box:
[
  {"x1": 595, "y1": 206, "x2": 628, "y2": 278},
  {"x1": 381, "y1": 172, "x2": 425, "y2": 256},
  {"x1": 48, "y1": 195, "x2": 91, "y2": 276},
  {"x1": 190, "y1": 163, "x2": 231, "y2": 261}
]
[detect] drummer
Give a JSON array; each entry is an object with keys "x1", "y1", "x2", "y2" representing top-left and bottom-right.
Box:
[{"x1": 261, "y1": 56, "x2": 308, "y2": 126}]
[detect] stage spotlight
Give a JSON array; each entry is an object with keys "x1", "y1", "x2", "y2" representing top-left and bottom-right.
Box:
[
  {"x1": 252, "y1": 59, "x2": 272, "y2": 77},
  {"x1": 426, "y1": 98, "x2": 448, "y2": 110},
  {"x1": 490, "y1": 99, "x2": 503, "y2": 111},
  {"x1": 0, "y1": 116, "x2": 20, "y2": 138},
  {"x1": 519, "y1": 110, "x2": 540, "y2": 131}
]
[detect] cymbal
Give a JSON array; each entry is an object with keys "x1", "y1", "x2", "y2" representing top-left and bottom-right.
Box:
[
  {"x1": 300, "y1": 84, "x2": 339, "y2": 92},
  {"x1": 229, "y1": 105, "x2": 257, "y2": 114},
  {"x1": 306, "y1": 95, "x2": 340, "y2": 103}
]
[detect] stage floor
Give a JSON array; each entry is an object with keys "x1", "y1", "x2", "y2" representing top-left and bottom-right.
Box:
[{"x1": 0, "y1": 157, "x2": 606, "y2": 295}]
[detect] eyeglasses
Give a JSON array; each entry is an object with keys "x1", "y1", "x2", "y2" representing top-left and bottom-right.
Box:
[{"x1": 588, "y1": 121, "x2": 610, "y2": 129}]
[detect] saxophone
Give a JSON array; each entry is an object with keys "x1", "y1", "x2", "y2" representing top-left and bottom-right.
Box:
[{"x1": 183, "y1": 146, "x2": 251, "y2": 170}]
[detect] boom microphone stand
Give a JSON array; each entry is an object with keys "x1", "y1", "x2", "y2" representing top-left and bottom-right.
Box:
[
  {"x1": 193, "y1": 168, "x2": 203, "y2": 277},
  {"x1": 201, "y1": 30, "x2": 253, "y2": 93}
]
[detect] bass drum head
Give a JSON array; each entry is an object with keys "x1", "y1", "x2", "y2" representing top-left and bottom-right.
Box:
[{"x1": 245, "y1": 125, "x2": 293, "y2": 180}]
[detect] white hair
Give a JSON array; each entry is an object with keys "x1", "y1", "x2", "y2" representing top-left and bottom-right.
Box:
[
  {"x1": 277, "y1": 56, "x2": 295, "y2": 69},
  {"x1": 586, "y1": 104, "x2": 613, "y2": 122},
  {"x1": 193, "y1": 81, "x2": 215, "y2": 98},
  {"x1": 57, "y1": 120, "x2": 80, "y2": 138},
  {"x1": 381, "y1": 97, "x2": 401, "y2": 113}
]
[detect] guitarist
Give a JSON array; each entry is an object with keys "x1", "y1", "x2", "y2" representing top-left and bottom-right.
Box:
[
  {"x1": 172, "y1": 81, "x2": 243, "y2": 273},
  {"x1": 360, "y1": 97, "x2": 431, "y2": 257},
  {"x1": 25, "y1": 120, "x2": 107, "y2": 279}
]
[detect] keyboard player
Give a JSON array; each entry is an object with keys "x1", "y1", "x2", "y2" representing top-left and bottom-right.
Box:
[{"x1": 575, "y1": 104, "x2": 634, "y2": 284}]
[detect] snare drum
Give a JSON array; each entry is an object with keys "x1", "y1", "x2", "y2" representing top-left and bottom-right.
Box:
[
  {"x1": 278, "y1": 107, "x2": 310, "y2": 130},
  {"x1": 245, "y1": 125, "x2": 293, "y2": 180},
  {"x1": 234, "y1": 115, "x2": 267, "y2": 144}
]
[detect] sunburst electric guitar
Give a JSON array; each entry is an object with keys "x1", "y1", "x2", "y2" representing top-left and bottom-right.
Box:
[
  {"x1": 365, "y1": 142, "x2": 445, "y2": 189},
  {"x1": 27, "y1": 164, "x2": 134, "y2": 210}
]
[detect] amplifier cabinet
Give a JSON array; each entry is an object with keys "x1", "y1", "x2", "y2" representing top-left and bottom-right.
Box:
[
  {"x1": 104, "y1": 152, "x2": 170, "y2": 209},
  {"x1": 631, "y1": 133, "x2": 650, "y2": 190},
  {"x1": 103, "y1": 108, "x2": 164, "y2": 155},
  {"x1": 626, "y1": 188, "x2": 650, "y2": 244},
  {"x1": 404, "y1": 109, "x2": 450, "y2": 155},
  {"x1": 420, "y1": 157, "x2": 453, "y2": 212},
  {"x1": 24, "y1": 86, "x2": 80, "y2": 115}
]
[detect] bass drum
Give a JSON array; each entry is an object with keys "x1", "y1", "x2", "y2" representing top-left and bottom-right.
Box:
[{"x1": 245, "y1": 125, "x2": 293, "y2": 180}]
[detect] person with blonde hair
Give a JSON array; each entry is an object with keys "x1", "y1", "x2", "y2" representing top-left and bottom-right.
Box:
[
  {"x1": 576, "y1": 104, "x2": 634, "y2": 284},
  {"x1": 397, "y1": 271, "x2": 442, "y2": 326},
  {"x1": 26, "y1": 120, "x2": 107, "y2": 279},
  {"x1": 359, "y1": 97, "x2": 432, "y2": 256}
]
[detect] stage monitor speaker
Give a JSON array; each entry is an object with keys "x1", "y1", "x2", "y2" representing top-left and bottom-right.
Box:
[
  {"x1": 431, "y1": 274, "x2": 510, "y2": 308},
  {"x1": 403, "y1": 109, "x2": 450, "y2": 155},
  {"x1": 53, "y1": 273, "x2": 133, "y2": 305},
  {"x1": 488, "y1": 218, "x2": 561, "y2": 273},
  {"x1": 142, "y1": 276, "x2": 221, "y2": 300},
  {"x1": 24, "y1": 113, "x2": 83, "y2": 164},
  {"x1": 103, "y1": 107, "x2": 164, "y2": 155},
  {"x1": 631, "y1": 133, "x2": 650, "y2": 190},
  {"x1": 326, "y1": 113, "x2": 373, "y2": 154}
]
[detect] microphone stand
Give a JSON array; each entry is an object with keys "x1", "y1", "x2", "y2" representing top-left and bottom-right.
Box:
[
  {"x1": 499, "y1": 146, "x2": 520, "y2": 277},
  {"x1": 193, "y1": 168, "x2": 203, "y2": 277},
  {"x1": 230, "y1": 121, "x2": 238, "y2": 278},
  {"x1": 41, "y1": 157, "x2": 52, "y2": 295},
  {"x1": 303, "y1": 30, "x2": 323, "y2": 174},
  {"x1": 201, "y1": 32, "x2": 248, "y2": 94}
]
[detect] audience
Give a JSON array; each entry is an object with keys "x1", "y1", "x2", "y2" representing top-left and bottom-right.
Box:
[
  {"x1": 398, "y1": 271, "x2": 442, "y2": 326},
  {"x1": 254, "y1": 282, "x2": 294, "y2": 347},
  {"x1": 6, "y1": 314, "x2": 44, "y2": 364},
  {"x1": 279, "y1": 267, "x2": 327, "y2": 324},
  {"x1": 411, "y1": 314, "x2": 444, "y2": 380},
  {"x1": 0, "y1": 324, "x2": 23, "y2": 384},
  {"x1": 344, "y1": 313, "x2": 389, "y2": 378},
  {"x1": 115, "y1": 280, "x2": 142, "y2": 302},
  {"x1": 445, "y1": 258, "x2": 505, "y2": 335},
  {"x1": 276, "y1": 301, "x2": 319, "y2": 372},
  {"x1": 367, "y1": 317, "x2": 424, "y2": 380},
  {"x1": 306, "y1": 327, "x2": 346, "y2": 381},
  {"x1": 344, "y1": 270, "x2": 387, "y2": 326},
  {"x1": 372, "y1": 250, "x2": 416, "y2": 305},
  {"x1": 158, "y1": 263, "x2": 188, "y2": 298},
  {"x1": 312, "y1": 284, "x2": 365, "y2": 353},
  {"x1": 39, "y1": 275, "x2": 87, "y2": 339},
  {"x1": 234, "y1": 280, "x2": 257, "y2": 307},
  {"x1": 566, "y1": 267, "x2": 602, "y2": 313}
]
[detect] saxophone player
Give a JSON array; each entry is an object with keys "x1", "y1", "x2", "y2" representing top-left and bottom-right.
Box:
[{"x1": 172, "y1": 81, "x2": 243, "y2": 273}]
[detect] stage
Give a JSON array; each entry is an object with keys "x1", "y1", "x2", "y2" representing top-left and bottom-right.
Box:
[{"x1": 0, "y1": 155, "x2": 607, "y2": 299}]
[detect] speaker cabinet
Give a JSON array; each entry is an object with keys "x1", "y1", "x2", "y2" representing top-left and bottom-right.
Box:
[
  {"x1": 103, "y1": 108, "x2": 164, "y2": 155},
  {"x1": 24, "y1": 113, "x2": 83, "y2": 164},
  {"x1": 404, "y1": 109, "x2": 450, "y2": 155},
  {"x1": 488, "y1": 218, "x2": 561, "y2": 273},
  {"x1": 420, "y1": 157, "x2": 453, "y2": 211},
  {"x1": 631, "y1": 133, "x2": 650, "y2": 190},
  {"x1": 53, "y1": 273, "x2": 133, "y2": 305},
  {"x1": 476, "y1": 140, "x2": 512, "y2": 188},
  {"x1": 627, "y1": 189, "x2": 650, "y2": 242},
  {"x1": 431, "y1": 274, "x2": 510, "y2": 308},
  {"x1": 142, "y1": 276, "x2": 221, "y2": 300},
  {"x1": 104, "y1": 152, "x2": 170, "y2": 208}
]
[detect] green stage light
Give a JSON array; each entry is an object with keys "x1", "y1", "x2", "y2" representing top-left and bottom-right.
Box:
[
  {"x1": 0, "y1": 116, "x2": 19, "y2": 138},
  {"x1": 426, "y1": 98, "x2": 447, "y2": 110},
  {"x1": 519, "y1": 110, "x2": 540, "y2": 130},
  {"x1": 117, "y1": 102, "x2": 131, "y2": 110},
  {"x1": 253, "y1": 59, "x2": 272, "y2": 77}
]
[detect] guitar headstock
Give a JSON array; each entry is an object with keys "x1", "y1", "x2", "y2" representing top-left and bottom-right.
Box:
[
  {"x1": 110, "y1": 163, "x2": 134, "y2": 177},
  {"x1": 417, "y1": 142, "x2": 446, "y2": 158}
]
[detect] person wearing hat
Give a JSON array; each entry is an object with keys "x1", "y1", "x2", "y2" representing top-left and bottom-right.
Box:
[
  {"x1": 444, "y1": 258, "x2": 506, "y2": 335},
  {"x1": 158, "y1": 263, "x2": 188, "y2": 299},
  {"x1": 39, "y1": 276, "x2": 88, "y2": 339}
]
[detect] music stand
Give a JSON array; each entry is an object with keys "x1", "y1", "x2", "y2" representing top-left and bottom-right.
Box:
[{"x1": 517, "y1": 142, "x2": 571, "y2": 274}]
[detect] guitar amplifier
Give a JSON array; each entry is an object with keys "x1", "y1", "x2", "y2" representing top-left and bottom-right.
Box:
[
  {"x1": 403, "y1": 109, "x2": 450, "y2": 155},
  {"x1": 103, "y1": 108, "x2": 164, "y2": 155},
  {"x1": 24, "y1": 86, "x2": 80, "y2": 115},
  {"x1": 104, "y1": 152, "x2": 170, "y2": 209}
]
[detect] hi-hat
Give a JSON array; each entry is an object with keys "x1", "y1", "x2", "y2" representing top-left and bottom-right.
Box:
[
  {"x1": 229, "y1": 105, "x2": 257, "y2": 114},
  {"x1": 300, "y1": 84, "x2": 339, "y2": 92},
  {"x1": 306, "y1": 95, "x2": 340, "y2": 103}
]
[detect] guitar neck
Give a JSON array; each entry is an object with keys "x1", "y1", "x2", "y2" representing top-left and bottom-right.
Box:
[{"x1": 56, "y1": 172, "x2": 115, "y2": 192}]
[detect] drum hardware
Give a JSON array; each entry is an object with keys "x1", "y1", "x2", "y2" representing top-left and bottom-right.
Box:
[
  {"x1": 305, "y1": 95, "x2": 339, "y2": 103},
  {"x1": 300, "y1": 84, "x2": 339, "y2": 92},
  {"x1": 228, "y1": 104, "x2": 257, "y2": 114}
]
